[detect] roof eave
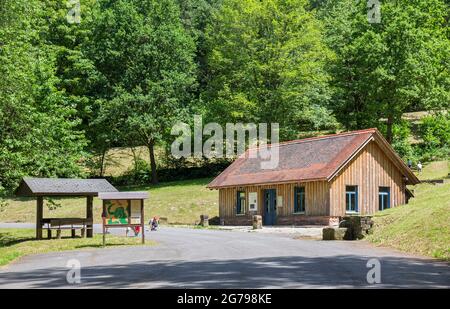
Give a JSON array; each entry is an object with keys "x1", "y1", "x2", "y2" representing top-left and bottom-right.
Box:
[{"x1": 207, "y1": 177, "x2": 329, "y2": 189}]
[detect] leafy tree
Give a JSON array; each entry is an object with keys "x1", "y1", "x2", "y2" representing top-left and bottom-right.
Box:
[
  {"x1": 203, "y1": 0, "x2": 335, "y2": 139},
  {"x1": 0, "y1": 0, "x2": 87, "y2": 193},
  {"x1": 319, "y1": 0, "x2": 450, "y2": 143},
  {"x1": 39, "y1": 0, "x2": 103, "y2": 131},
  {"x1": 88, "y1": 0, "x2": 197, "y2": 184},
  {"x1": 177, "y1": 0, "x2": 221, "y2": 94}
]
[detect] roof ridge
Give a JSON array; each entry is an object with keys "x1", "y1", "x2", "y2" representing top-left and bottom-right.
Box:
[{"x1": 246, "y1": 128, "x2": 377, "y2": 153}]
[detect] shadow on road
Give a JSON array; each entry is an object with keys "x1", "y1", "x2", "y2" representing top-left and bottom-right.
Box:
[{"x1": 0, "y1": 255, "x2": 448, "y2": 288}]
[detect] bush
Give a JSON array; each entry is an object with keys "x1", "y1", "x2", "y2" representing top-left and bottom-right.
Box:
[
  {"x1": 412, "y1": 113, "x2": 450, "y2": 162},
  {"x1": 392, "y1": 120, "x2": 416, "y2": 161},
  {"x1": 420, "y1": 114, "x2": 450, "y2": 150},
  {"x1": 413, "y1": 144, "x2": 450, "y2": 163},
  {"x1": 0, "y1": 199, "x2": 7, "y2": 213},
  {"x1": 0, "y1": 186, "x2": 8, "y2": 212},
  {"x1": 391, "y1": 114, "x2": 450, "y2": 164}
]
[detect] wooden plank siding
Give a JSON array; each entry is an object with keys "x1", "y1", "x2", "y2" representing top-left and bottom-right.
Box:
[
  {"x1": 329, "y1": 141, "x2": 405, "y2": 216},
  {"x1": 218, "y1": 181, "x2": 331, "y2": 225}
]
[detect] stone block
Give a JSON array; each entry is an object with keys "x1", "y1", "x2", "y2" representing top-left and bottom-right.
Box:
[
  {"x1": 334, "y1": 228, "x2": 348, "y2": 240},
  {"x1": 323, "y1": 227, "x2": 348, "y2": 240},
  {"x1": 340, "y1": 216, "x2": 373, "y2": 240},
  {"x1": 322, "y1": 227, "x2": 335, "y2": 240},
  {"x1": 252, "y1": 215, "x2": 262, "y2": 229},
  {"x1": 200, "y1": 214, "x2": 209, "y2": 227}
]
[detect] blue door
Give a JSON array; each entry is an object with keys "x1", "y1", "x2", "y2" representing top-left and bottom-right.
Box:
[{"x1": 264, "y1": 189, "x2": 277, "y2": 225}]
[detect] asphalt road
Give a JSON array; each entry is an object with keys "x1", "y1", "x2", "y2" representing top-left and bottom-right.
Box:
[{"x1": 0, "y1": 225, "x2": 449, "y2": 288}]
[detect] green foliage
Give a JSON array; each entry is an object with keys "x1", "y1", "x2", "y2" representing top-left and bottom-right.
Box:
[
  {"x1": 420, "y1": 113, "x2": 450, "y2": 150},
  {"x1": 88, "y1": 0, "x2": 197, "y2": 183},
  {"x1": 0, "y1": 0, "x2": 87, "y2": 193},
  {"x1": 414, "y1": 113, "x2": 450, "y2": 162},
  {"x1": 319, "y1": 0, "x2": 450, "y2": 142},
  {"x1": 0, "y1": 194, "x2": 7, "y2": 213},
  {"x1": 203, "y1": 0, "x2": 335, "y2": 139},
  {"x1": 391, "y1": 120, "x2": 415, "y2": 160},
  {"x1": 1, "y1": 0, "x2": 449, "y2": 192}
]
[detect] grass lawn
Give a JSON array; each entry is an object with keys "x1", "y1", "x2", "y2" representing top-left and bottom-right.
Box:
[
  {"x1": 102, "y1": 146, "x2": 165, "y2": 177},
  {"x1": 0, "y1": 228, "x2": 156, "y2": 267},
  {"x1": 0, "y1": 178, "x2": 218, "y2": 225},
  {"x1": 416, "y1": 160, "x2": 449, "y2": 181},
  {"x1": 367, "y1": 160, "x2": 450, "y2": 261}
]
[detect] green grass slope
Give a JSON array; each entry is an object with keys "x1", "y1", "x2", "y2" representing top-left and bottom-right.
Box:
[{"x1": 367, "y1": 161, "x2": 450, "y2": 261}]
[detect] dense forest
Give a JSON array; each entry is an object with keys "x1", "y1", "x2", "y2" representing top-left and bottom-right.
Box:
[{"x1": 0, "y1": 0, "x2": 449, "y2": 195}]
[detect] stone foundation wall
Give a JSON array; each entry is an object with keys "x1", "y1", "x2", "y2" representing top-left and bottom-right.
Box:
[
  {"x1": 339, "y1": 216, "x2": 374, "y2": 239},
  {"x1": 220, "y1": 215, "x2": 339, "y2": 226},
  {"x1": 277, "y1": 215, "x2": 340, "y2": 226},
  {"x1": 220, "y1": 216, "x2": 253, "y2": 226}
]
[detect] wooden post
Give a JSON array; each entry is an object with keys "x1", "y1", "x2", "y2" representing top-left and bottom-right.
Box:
[
  {"x1": 102, "y1": 201, "x2": 106, "y2": 247},
  {"x1": 141, "y1": 199, "x2": 145, "y2": 244},
  {"x1": 36, "y1": 196, "x2": 44, "y2": 240},
  {"x1": 86, "y1": 196, "x2": 93, "y2": 238}
]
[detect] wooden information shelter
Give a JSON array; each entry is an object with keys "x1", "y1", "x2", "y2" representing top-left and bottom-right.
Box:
[
  {"x1": 98, "y1": 192, "x2": 149, "y2": 245},
  {"x1": 15, "y1": 178, "x2": 118, "y2": 239}
]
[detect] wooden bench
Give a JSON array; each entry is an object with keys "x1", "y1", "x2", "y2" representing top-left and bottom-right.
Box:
[{"x1": 43, "y1": 218, "x2": 93, "y2": 239}]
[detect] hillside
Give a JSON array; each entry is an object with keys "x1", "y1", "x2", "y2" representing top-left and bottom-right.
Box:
[{"x1": 367, "y1": 161, "x2": 450, "y2": 261}]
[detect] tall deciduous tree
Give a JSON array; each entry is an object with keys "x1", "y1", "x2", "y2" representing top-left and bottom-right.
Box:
[
  {"x1": 88, "y1": 0, "x2": 197, "y2": 184},
  {"x1": 319, "y1": 0, "x2": 450, "y2": 143},
  {"x1": 203, "y1": 0, "x2": 336, "y2": 139},
  {"x1": 0, "y1": 0, "x2": 87, "y2": 193}
]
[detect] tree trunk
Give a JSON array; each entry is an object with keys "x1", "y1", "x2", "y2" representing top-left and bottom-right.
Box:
[
  {"x1": 386, "y1": 116, "x2": 393, "y2": 144},
  {"x1": 148, "y1": 141, "x2": 158, "y2": 184},
  {"x1": 99, "y1": 149, "x2": 107, "y2": 177},
  {"x1": 130, "y1": 147, "x2": 139, "y2": 176}
]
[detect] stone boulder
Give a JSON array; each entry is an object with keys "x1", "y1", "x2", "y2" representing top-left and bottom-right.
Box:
[
  {"x1": 322, "y1": 227, "x2": 348, "y2": 240},
  {"x1": 252, "y1": 215, "x2": 262, "y2": 230}
]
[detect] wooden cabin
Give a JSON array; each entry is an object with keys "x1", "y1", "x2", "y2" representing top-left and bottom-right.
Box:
[{"x1": 207, "y1": 129, "x2": 419, "y2": 226}]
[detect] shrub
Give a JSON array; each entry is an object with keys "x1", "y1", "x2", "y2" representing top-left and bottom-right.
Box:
[
  {"x1": 417, "y1": 113, "x2": 450, "y2": 161},
  {"x1": 0, "y1": 186, "x2": 8, "y2": 213},
  {"x1": 392, "y1": 120, "x2": 416, "y2": 161},
  {"x1": 0, "y1": 199, "x2": 7, "y2": 213},
  {"x1": 420, "y1": 114, "x2": 450, "y2": 149}
]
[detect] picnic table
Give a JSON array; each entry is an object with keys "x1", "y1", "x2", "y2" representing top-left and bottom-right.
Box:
[{"x1": 43, "y1": 218, "x2": 94, "y2": 239}]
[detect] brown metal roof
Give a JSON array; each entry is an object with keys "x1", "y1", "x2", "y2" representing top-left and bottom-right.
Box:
[
  {"x1": 208, "y1": 129, "x2": 420, "y2": 188},
  {"x1": 98, "y1": 192, "x2": 149, "y2": 200},
  {"x1": 15, "y1": 178, "x2": 118, "y2": 197}
]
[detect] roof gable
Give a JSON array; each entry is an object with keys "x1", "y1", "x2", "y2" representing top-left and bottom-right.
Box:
[
  {"x1": 15, "y1": 178, "x2": 118, "y2": 197},
  {"x1": 208, "y1": 129, "x2": 419, "y2": 188}
]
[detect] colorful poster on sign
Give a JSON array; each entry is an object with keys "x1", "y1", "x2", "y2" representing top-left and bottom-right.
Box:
[{"x1": 105, "y1": 200, "x2": 129, "y2": 224}]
